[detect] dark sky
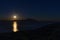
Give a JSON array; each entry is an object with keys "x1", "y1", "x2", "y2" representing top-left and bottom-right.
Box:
[{"x1": 0, "y1": 0, "x2": 60, "y2": 21}]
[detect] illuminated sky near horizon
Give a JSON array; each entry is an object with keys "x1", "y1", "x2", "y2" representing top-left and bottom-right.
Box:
[{"x1": 0, "y1": 0, "x2": 60, "y2": 20}]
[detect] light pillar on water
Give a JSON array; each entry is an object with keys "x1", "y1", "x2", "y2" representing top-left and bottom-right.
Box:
[{"x1": 13, "y1": 21, "x2": 18, "y2": 32}]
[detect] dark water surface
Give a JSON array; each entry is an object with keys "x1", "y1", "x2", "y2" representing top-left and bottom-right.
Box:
[
  {"x1": 0, "y1": 20, "x2": 52, "y2": 33},
  {"x1": 0, "y1": 20, "x2": 60, "y2": 40}
]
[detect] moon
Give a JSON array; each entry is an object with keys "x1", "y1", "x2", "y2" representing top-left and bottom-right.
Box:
[{"x1": 13, "y1": 16, "x2": 17, "y2": 19}]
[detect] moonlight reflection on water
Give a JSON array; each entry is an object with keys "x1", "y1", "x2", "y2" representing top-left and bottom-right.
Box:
[{"x1": 13, "y1": 21, "x2": 18, "y2": 32}]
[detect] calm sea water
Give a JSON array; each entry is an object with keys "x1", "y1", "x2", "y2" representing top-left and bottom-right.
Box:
[{"x1": 0, "y1": 20, "x2": 52, "y2": 33}]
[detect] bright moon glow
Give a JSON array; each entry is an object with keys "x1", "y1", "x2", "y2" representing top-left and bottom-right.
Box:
[
  {"x1": 13, "y1": 16, "x2": 17, "y2": 19},
  {"x1": 13, "y1": 21, "x2": 18, "y2": 32}
]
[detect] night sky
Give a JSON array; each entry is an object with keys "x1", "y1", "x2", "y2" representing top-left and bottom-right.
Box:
[{"x1": 0, "y1": 0, "x2": 60, "y2": 21}]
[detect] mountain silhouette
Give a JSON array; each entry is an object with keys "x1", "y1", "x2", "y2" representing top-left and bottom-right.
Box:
[{"x1": 19, "y1": 18, "x2": 51, "y2": 31}]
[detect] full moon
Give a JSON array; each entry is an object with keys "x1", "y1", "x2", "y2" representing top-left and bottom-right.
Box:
[{"x1": 13, "y1": 16, "x2": 17, "y2": 19}]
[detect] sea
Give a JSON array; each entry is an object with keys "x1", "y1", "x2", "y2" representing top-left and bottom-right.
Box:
[{"x1": 0, "y1": 20, "x2": 53, "y2": 33}]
